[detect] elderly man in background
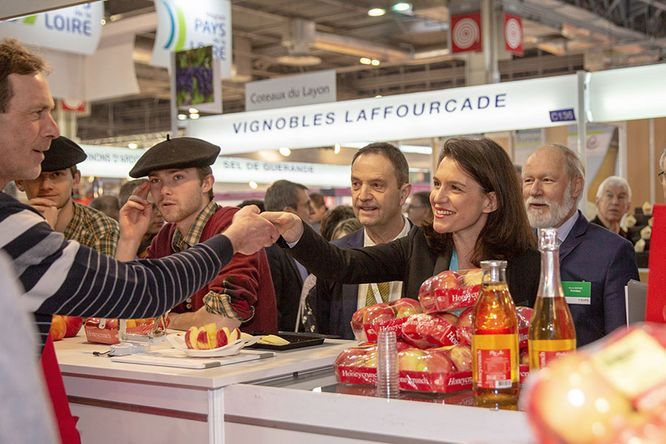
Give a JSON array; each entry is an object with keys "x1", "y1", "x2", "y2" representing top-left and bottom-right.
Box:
[
  {"x1": 591, "y1": 176, "x2": 632, "y2": 239},
  {"x1": 522, "y1": 144, "x2": 639, "y2": 347}
]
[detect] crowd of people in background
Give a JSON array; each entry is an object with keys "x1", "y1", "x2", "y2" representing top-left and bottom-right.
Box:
[{"x1": 0, "y1": 36, "x2": 662, "y2": 443}]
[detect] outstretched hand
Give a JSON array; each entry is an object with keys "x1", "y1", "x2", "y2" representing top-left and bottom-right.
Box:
[
  {"x1": 223, "y1": 205, "x2": 281, "y2": 255},
  {"x1": 260, "y1": 211, "x2": 304, "y2": 243}
]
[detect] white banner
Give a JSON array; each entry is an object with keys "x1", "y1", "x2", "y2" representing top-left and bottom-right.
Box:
[
  {"x1": 78, "y1": 145, "x2": 351, "y2": 186},
  {"x1": 587, "y1": 63, "x2": 666, "y2": 122},
  {"x1": 245, "y1": 70, "x2": 337, "y2": 111},
  {"x1": 188, "y1": 75, "x2": 579, "y2": 154},
  {"x1": 152, "y1": 0, "x2": 232, "y2": 78},
  {"x1": 0, "y1": 2, "x2": 103, "y2": 55}
]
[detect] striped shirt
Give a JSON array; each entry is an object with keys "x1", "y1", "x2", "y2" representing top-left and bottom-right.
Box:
[
  {"x1": 64, "y1": 201, "x2": 119, "y2": 256},
  {"x1": 0, "y1": 192, "x2": 234, "y2": 346}
]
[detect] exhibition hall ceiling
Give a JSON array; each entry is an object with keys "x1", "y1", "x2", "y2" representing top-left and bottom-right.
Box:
[{"x1": 7, "y1": 0, "x2": 666, "y2": 151}]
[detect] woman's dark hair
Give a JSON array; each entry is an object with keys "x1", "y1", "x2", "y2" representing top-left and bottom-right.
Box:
[
  {"x1": 320, "y1": 205, "x2": 356, "y2": 241},
  {"x1": 423, "y1": 137, "x2": 535, "y2": 264}
]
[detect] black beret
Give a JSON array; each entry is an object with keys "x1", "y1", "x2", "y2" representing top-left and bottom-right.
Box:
[
  {"x1": 42, "y1": 136, "x2": 87, "y2": 172},
  {"x1": 129, "y1": 137, "x2": 221, "y2": 178}
]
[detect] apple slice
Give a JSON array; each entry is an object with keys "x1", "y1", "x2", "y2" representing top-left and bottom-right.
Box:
[
  {"x1": 215, "y1": 329, "x2": 229, "y2": 348},
  {"x1": 185, "y1": 326, "x2": 199, "y2": 349}
]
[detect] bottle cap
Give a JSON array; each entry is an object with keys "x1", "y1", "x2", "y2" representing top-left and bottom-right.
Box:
[{"x1": 538, "y1": 228, "x2": 559, "y2": 251}]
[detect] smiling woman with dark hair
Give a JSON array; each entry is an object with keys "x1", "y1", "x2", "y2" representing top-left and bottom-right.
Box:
[{"x1": 265, "y1": 137, "x2": 540, "y2": 309}]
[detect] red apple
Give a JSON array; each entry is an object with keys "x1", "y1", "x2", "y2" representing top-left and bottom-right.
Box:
[
  {"x1": 401, "y1": 313, "x2": 458, "y2": 349},
  {"x1": 525, "y1": 354, "x2": 632, "y2": 444},
  {"x1": 399, "y1": 348, "x2": 455, "y2": 373},
  {"x1": 335, "y1": 345, "x2": 376, "y2": 367},
  {"x1": 363, "y1": 303, "x2": 395, "y2": 325},
  {"x1": 445, "y1": 344, "x2": 472, "y2": 372},
  {"x1": 391, "y1": 298, "x2": 422, "y2": 318},
  {"x1": 102, "y1": 318, "x2": 118, "y2": 330},
  {"x1": 351, "y1": 303, "x2": 395, "y2": 341},
  {"x1": 49, "y1": 315, "x2": 67, "y2": 341},
  {"x1": 436, "y1": 312, "x2": 458, "y2": 326},
  {"x1": 456, "y1": 307, "x2": 474, "y2": 345},
  {"x1": 438, "y1": 272, "x2": 460, "y2": 289},
  {"x1": 63, "y1": 316, "x2": 83, "y2": 337}
]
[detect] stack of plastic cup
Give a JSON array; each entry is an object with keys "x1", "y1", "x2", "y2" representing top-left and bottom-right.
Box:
[{"x1": 376, "y1": 329, "x2": 399, "y2": 398}]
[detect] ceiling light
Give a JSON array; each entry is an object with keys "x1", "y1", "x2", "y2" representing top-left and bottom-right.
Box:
[
  {"x1": 360, "y1": 57, "x2": 372, "y2": 65},
  {"x1": 100, "y1": 18, "x2": 107, "y2": 25},
  {"x1": 334, "y1": 143, "x2": 341, "y2": 154},
  {"x1": 188, "y1": 107, "x2": 199, "y2": 114},
  {"x1": 368, "y1": 8, "x2": 386, "y2": 17},
  {"x1": 279, "y1": 147, "x2": 291, "y2": 157},
  {"x1": 375, "y1": 95, "x2": 383, "y2": 98},
  {"x1": 177, "y1": 113, "x2": 187, "y2": 121},
  {"x1": 249, "y1": 181, "x2": 258, "y2": 189},
  {"x1": 391, "y1": 2, "x2": 412, "y2": 13},
  {"x1": 189, "y1": 113, "x2": 200, "y2": 120},
  {"x1": 371, "y1": 59, "x2": 381, "y2": 66},
  {"x1": 128, "y1": 143, "x2": 138, "y2": 149},
  {"x1": 276, "y1": 55, "x2": 322, "y2": 66}
]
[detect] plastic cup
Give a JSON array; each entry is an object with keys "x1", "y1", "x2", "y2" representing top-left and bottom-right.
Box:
[{"x1": 376, "y1": 329, "x2": 399, "y2": 398}]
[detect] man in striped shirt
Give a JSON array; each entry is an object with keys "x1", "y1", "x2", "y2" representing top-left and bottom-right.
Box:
[{"x1": 0, "y1": 38, "x2": 279, "y2": 443}]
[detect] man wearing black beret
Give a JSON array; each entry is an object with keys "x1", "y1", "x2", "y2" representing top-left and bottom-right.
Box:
[
  {"x1": 117, "y1": 137, "x2": 278, "y2": 333},
  {"x1": 16, "y1": 136, "x2": 119, "y2": 256}
]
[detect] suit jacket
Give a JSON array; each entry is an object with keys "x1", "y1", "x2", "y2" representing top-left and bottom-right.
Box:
[
  {"x1": 290, "y1": 224, "x2": 540, "y2": 339},
  {"x1": 560, "y1": 211, "x2": 639, "y2": 346},
  {"x1": 266, "y1": 244, "x2": 305, "y2": 331},
  {"x1": 312, "y1": 229, "x2": 364, "y2": 338}
]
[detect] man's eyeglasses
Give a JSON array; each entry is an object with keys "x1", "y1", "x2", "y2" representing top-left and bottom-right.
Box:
[{"x1": 659, "y1": 171, "x2": 666, "y2": 185}]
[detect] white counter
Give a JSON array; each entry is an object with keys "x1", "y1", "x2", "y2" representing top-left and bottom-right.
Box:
[{"x1": 55, "y1": 335, "x2": 534, "y2": 444}]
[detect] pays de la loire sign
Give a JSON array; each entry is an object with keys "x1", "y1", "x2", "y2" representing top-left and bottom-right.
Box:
[
  {"x1": 245, "y1": 70, "x2": 337, "y2": 111},
  {"x1": 152, "y1": 0, "x2": 232, "y2": 78},
  {"x1": 0, "y1": 2, "x2": 103, "y2": 55}
]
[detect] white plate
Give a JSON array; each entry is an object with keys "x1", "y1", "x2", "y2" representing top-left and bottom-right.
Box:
[{"x1": 165, "y1": 332, "x2": 258, "y2": 358}]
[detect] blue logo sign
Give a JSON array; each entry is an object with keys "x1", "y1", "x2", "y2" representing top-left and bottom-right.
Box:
[{"x1": 549, "y1": 108, "x2": 576, "y2": 122}]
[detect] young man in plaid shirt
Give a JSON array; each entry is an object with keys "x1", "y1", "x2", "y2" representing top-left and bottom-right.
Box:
[
  {"x1": 117, "y1": 137, "x2": 278, "y2": 333},
  {"x1": 16, "y1": 136, "x2": 119, "y2": 256}
]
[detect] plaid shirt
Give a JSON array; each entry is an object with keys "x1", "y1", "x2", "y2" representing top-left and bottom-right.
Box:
[
  {"x1": 63, "y1": 202, "x2": 119, "y2": 256},
  {"x1": 171, "y1": 201, "x2": 242, "y2": 321},
  {"x1": 172, "y1": 200, "x2": 220, "y2": 252}
]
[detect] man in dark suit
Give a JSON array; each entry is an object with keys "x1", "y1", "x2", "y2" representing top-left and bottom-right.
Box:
[
  {"x1": 264, "y1": 180, "x2": 314, "y2": 331},
  {"x1": 522, "y1": 144, "x2": 639, "y2": 347},
  {"x1": 314, "y1": 143, "x2": 412, "y2": 339}
]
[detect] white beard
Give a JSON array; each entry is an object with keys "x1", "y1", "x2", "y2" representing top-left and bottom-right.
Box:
[{"x1": 525, "y1": 182, "x2": 577, "y2": 229}]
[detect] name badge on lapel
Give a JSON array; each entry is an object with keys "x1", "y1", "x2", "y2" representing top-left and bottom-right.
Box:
[{"x1": 562, "y1": 281, "x2": 591, "y2": 305}]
